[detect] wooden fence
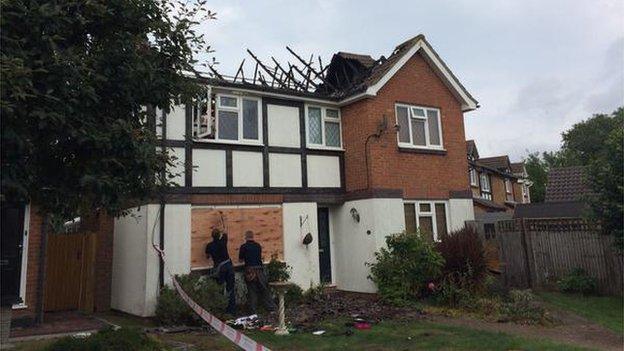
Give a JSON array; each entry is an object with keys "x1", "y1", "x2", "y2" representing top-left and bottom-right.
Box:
[{"x1": 495, "y1": 218, "x2": 623, "y2": 295}]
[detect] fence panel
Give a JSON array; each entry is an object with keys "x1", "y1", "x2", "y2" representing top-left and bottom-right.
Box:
[{"x1": 496, "y1": 218, "x2": 623, "y2": 295}]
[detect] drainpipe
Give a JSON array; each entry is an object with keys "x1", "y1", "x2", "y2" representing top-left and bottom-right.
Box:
[{"x1": 159, "y1": 201, "x2": 165, "y2": 289}]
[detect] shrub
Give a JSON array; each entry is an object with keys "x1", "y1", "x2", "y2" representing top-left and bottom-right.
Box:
[
  {"x1": 45, "y1": 327, "x2": 163, "y2": 351},
  {"x1": 155, "y1": 273, "x2": 227, "y2": 326},
  {"x1": 368, "y1": 231, "x2": 444, "y2": 305},
  {"x1": 285, "y1": 284, "x2": 304, "y2": 305},
  {"x1": 557, "y1": 268, "x2": 597, "y2": 295},
  {"x1": 436, "y1": 226, "x2": 488, "y2": 291},
  {"x1": 302, "y1": 282, "x2": 328, "y2": 304},
  {"x1": 266, "y1": 254, "x2": 291, "y2": 282},
  {"x1": 500, "y1": 289, "x2": 549, "y2": 325},
  {"x1": 435, "y1": 272, "x2": 478, "y2": 309}
]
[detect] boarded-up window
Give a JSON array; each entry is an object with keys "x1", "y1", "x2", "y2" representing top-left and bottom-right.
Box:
[
  {"x1": 191, "y1": 207, "x2": 283, "y2": 269},
  {"x1": 435, "y1": 204, "x2": 447, "y2": 238},
  {"x1": 404, "y1": 204, "x2": 416, "y2": 233}
]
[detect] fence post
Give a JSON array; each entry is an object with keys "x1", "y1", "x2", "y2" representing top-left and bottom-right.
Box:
[{"x1": 519, "y1": 218, "x2": 533, "y2": 288}]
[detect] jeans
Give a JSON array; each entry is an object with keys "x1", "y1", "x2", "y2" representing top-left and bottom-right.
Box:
[
  {"x1": 216, "y1": 261, "x2": 236, "y2": 315},
  {"x1": 245, "y1": 266, "x2": 276, "y2": 314}
]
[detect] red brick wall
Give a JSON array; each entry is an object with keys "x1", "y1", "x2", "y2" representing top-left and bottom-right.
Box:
[{"x1": 342, "y1": 52, "x2": 470, "y2": 198}]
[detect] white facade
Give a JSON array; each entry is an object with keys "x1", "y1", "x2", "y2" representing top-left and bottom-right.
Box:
[
  {"x1": 193, "y1": 149, "x2": 226, "y2": 187},
  {"x1": 448, "y1": 198, "x2": 475, "y2": 231},
  {"x1": 282, "y1": 202, "x2": 320, "y2": 289},
  {"x1": 232, "y1": 151, "x2": 263, "y2": 187},
  {"x1": 268, "y1": 153, "x2": 302, "y2": 187},
  {"x1": 307, "y1": 155, "x2": 341, "y2": 188},
  {"x1": 267, "y1": 104, "x2": 300, "y2": 147}
]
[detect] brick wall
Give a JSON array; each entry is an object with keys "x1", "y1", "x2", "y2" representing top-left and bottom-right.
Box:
[{"x1": 341, "y1": 52, "x2": 470, "y2": 199}]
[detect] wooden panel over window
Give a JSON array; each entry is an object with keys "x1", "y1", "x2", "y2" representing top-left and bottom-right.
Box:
[{"x1": 191, "y1": 207, "x2": 283, "y2": 269}]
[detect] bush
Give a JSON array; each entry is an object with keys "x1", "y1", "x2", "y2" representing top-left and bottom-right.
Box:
[
  {"x1": 557, "y1": 268, "x2": 597, "y2": 295},
  {"x1": 285, "y1": 284, "x2": 304, "y2": 305},
  {"x1": 266, "y1": 254, "x2": 291, "y2": 282},
  {"x1": 155, "y1": 273, "x2": 227, "y2": 326},
  {"x1": 500, "y1": 289, "x2": 549, "y2": 325},
  {"x1": 368, "y1": 231, "x2": 444, "y2": 305},
  {"x1": 435, "y1": 272, "x2": 478, "y2": 309},
  {"x1": 302, "y1": 282, "x2": 328, "y2": 304},
  {"x1": 45, "y1": 327, "x2": 164, "y2": 351},
  {"x1": 436, "y1": 226, "x2": 488, "y2": 291}
]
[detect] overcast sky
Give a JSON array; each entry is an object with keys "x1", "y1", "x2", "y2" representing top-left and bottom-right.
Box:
[{"x1": 196, "y1": 0, "x2": 623, "y2": 161}]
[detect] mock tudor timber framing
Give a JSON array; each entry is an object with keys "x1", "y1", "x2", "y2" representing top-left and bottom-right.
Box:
[{"x1": 157, "y1": 92, "x2": 346, "y2": 196}]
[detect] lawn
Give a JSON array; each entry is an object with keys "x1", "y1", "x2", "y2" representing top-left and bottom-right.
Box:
[
  {"x1": 538, "y1": 292, "x2": 624, "y2": 333},
  {"x1": 161, "y1": 319, "x2": 591, "y2": 351}
]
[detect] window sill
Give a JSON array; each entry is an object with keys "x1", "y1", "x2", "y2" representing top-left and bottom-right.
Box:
[
  {"x1": 12, "y1": 303, "x2": 27, "y2": 310},
  {"x1": 306, "y1": 145, "x2": 345, "y2": 152},
  {"x1": 398, "y1": 146, "x2": 447, "y2": 155},
  {"x1": 193, "y1": 139, "x2": 264, "y2": 147}
]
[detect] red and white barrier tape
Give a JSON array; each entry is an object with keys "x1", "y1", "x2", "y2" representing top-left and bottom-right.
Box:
[{"x1": 152, "y1": 244, "x2": 271, "y2": 351}]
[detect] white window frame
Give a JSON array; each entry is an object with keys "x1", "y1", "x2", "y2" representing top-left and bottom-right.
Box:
[
  {"x1": 480, "y1": 173, "x2": 492, "y2": 200},
  {"x1": 395, "y1": 103, "x2": 444, "y2": 150},
  {"x1": 469, "y1": 168, "x2": 478, "y2": 186},
  {"x1": 212, "y1": 94, "x2": 263, "y2": 145},
  {"x1": 305, "y1": 105, "x2": 343, "y2": 150},
  {"x1": 405, "y1": 200, "x2": 449, "y2": 242}
]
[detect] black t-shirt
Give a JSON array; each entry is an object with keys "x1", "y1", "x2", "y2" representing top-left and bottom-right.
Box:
[
  {"x1": 205, "y1": 233, "x2": 230, "y2": 266},
  {"x1": 238, "y1": 240, "x2": 263, "y2": 267}
]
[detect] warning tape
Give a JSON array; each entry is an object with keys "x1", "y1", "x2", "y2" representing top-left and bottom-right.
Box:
[{"x1": 152, "y1": 244, "x2": 271, "y2": 351}]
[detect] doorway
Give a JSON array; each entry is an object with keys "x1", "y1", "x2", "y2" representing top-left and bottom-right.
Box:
[
  {"x1": 317, "y1": 207, "x2": 332, "y2": 284},
  {"x1": 1, "y1": 205, "x2": 25, "y2": 306}
]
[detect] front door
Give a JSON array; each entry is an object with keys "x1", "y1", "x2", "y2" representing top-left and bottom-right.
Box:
[
  {"x1": 1, "y1": 205, "x2": 25, "y2": 306},
  {"x1": 317, "y1": 207, "x2": 332, "y2": 284}
]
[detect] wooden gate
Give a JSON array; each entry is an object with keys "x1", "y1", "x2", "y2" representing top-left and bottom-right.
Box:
[{"x1": 44, "y1": 232, "x2": 96, "y2": 312}]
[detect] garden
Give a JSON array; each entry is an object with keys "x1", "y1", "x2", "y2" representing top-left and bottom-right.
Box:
[{"x1": 15, "y1": 228, "x2": 623, "y2": 350}]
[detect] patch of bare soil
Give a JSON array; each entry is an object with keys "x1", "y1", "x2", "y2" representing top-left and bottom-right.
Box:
[
  {"x1": 428, "y1": 309, "x2": 623, "y2": 351},
  {"x1": 275, "y1": 290, "x2": 422, "y2": 328}
]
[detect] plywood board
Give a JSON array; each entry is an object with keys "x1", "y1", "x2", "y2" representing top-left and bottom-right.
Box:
[{"x1": 191, "y1": 207, "x2": 283, "y2": 269}]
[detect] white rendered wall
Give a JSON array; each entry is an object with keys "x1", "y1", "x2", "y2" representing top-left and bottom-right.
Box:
[
  {"x1": 307, "y1": 155, "x2": 341, "y2": 188},
  {"x1": 166, "y1": 104, "x2": 186, "y2": 141},
  {"x1": 232, "y1": 151, "x2": 263, "y2": 187},
  {"x1": 448, "y1": 198, "x2": 475, "y2": 231},
  {"x1": 282, "y1": 202, "x2": 320, "y2": 289},
  {"x1": 112, "y1": 204, "x2": 192, "y2": 317},
  {"x1": 331, "y1": 198, "x2": 405, "y2": 293},
  {"x1": 169, "y1": 147, "x2": 185, "y2": 187},
  {"x1": 269, "y1": 153, "x2": 302, "y2": 187},
  {"x1": 193, "y1": 149, "x2": 226, "y2": 187},
  {"x1": 267, "y1": 105, "x2": 300, "y2": 147}
]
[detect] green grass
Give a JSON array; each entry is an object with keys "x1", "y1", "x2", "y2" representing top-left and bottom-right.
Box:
[
  {"x1": 538, "y1": 292, "x2": 624, "y2": 333},
  {"x1": 163, "y1": 318, "x2": 591, "y2": 351}
]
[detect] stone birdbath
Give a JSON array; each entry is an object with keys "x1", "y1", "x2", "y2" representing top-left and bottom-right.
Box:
[{"x1": 269, "y1": 281, "x2": 292, "y2": 336}]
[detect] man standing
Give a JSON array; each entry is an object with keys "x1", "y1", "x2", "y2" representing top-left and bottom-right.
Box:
[
  {"x1": 205, "y1": 228, "x2": 236, "y2": 315},
  {"x1": 238, "y1": 230, "x2": 276, "y2": 313}
]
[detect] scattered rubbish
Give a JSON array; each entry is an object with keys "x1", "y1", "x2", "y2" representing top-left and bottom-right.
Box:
[
  {"x1": 226, "y1": 314, "x2": 261, "y2": 330},
  {"x1": 260, "y1": 325, "x2": 274, "y2": 332},
  {"x1": 72, "y1": 332, "x2": 92, "y2": 338},
  {"x1": 312, "y1": 330, "x2": 326, "y2": 335},
  {"x1": 354, "y1": 322, "x2": 371, "y2": 330}
]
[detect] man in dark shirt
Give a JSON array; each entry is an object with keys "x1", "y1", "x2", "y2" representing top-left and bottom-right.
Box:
[
  {"x1": 205, "y1": 228, "x2": 236, "y2": 315},
  {"x1": 238, "y1": 230, "x2": 276, "y2": 313}
]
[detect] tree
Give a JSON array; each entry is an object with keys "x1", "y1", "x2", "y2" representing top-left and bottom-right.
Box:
[
  {"x1": 586, "y1": 108, "x2": 624, "y2": 248},
  {"x1": 1, "y1": 0, "x2": 214, "y2": 224},
  {"x1": 524, "y1": 151, "x2": 564, "y2": 203}
]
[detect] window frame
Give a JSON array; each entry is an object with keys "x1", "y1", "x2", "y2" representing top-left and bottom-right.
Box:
[
  {"x1": 404, "y1": 200, "x2": 449, "y2": 242},
  {"x1": 480, "y1": 173, "x2": 492, "y2": 200},
  {"x1": 212, "y1": 93, "x2": 263, "y2": 145},
  {"x1": 395, "y1": 103, "x2": 444, "y2": 150},
  {"x1": 469, "y1": 168, "x2": 478, "y2": 187},
  {"x1": 305, "y1": 104, "x2": 343, "y2": 150}
]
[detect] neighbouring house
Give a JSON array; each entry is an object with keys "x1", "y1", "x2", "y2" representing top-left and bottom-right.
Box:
[
  {"x1": 1, "y1": 205, "x2": 113, "y2": 325},
  {"x1": 515, "y1": 166, "x2": 590, "y2": 219},
  {"x1": 466, "y1": 140, "x2": 531, "y2": 221}
]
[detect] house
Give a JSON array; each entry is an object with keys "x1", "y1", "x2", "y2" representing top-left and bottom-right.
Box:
[
  {"x1": 466, "y1": 140, "x2": 531, "y2": 219},
  {"x1": 515, "y1": 166, "x2": 589, "y2": 219},
  {"x1": 4, "y1": 34, "x2": 480, "y2": 320}
]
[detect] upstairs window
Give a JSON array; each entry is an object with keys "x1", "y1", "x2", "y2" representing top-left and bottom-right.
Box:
[
  {"x1": 395, "y1": 104, "x2": 443, "y2": 149},
  {"x1": 469, "y1": 168, "x2": 478, "y2": 187},
  {"x1": 480, "y1": 173, "x2": 492, "y2": 200},
  {"x1": 216, "y1": 95, "x2": 261, "y2": 143},
  {"x1": 306, "y1": 106, "x2": 342, "y2": 149}
]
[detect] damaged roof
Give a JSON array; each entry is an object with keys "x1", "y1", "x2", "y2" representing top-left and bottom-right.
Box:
[{"x1": 201, "y1": 34, "x2": 478, "y2": 110}]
